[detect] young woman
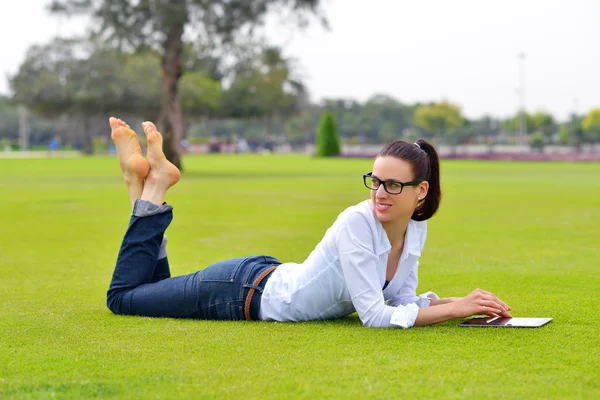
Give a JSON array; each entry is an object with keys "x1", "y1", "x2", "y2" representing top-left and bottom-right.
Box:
[{"x1": 106, "y1": 117, "x2": 512, "y2": 329}]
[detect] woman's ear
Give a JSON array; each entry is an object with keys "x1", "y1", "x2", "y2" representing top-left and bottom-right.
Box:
[{"x1": 419, "y1": 181, "x2": 429, "y2": 200}]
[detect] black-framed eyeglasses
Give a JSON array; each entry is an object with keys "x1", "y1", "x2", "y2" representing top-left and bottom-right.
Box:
[{"x1": 363, "y1": 172, "x2": 423, "y2": 195}]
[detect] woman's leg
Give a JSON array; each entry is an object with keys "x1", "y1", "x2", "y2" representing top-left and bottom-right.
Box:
[
  {"x1": 107, "y1": 200, "x2": 212, "y2": 318},
  {"x1": 106, "y1": 120, "x2": 278, "y2": 321},
  {"x1": 139, "y1": 121, "x2": 181, "y2": 206},
  {"x1": 106, "y1": 119, "x2": 185, "y2": 317},
  {"x1": 109, "y1": 117, "x2": 149, "y2": 207},
  {"x1": 110, "y1": 117, "x2": 172, "y2": 284},
  {"x1": 151, "y1": 236, "x2": 171, "y2": 283},
  {"x1": 106, "y1": 201, "x2": 181, "y2": 316}
]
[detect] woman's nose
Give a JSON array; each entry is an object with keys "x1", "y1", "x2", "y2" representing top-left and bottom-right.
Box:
[{"x1": 375, "y1": 185, "x2": 388, "y2": 197}]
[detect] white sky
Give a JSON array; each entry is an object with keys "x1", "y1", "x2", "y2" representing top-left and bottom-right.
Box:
[{"x1": 1, "y1": 0, "x2": 598, "y2": 121}]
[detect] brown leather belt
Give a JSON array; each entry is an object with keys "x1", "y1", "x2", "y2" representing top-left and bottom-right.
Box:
[{"x1": 244, "y1": 265, "x2": 278, "y2": 321}]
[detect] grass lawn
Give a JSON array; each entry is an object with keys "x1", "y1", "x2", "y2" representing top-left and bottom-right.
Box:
[{"x1": 0, "y1": 154, "x2": 598, "y2": 399}]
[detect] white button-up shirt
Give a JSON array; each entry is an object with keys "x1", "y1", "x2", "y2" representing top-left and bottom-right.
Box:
[{"x1": 259, "y1": 199, "x2": 438, "y2": 328}]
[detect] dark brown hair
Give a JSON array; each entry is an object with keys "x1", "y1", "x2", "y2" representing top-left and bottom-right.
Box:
[{"x1": 377, "y1": 139, "x2": 441, "y2": 221}]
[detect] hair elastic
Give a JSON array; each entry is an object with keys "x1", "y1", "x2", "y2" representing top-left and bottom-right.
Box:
[{"x1": 414, "y1": 142, "x2": 420, "y2": 148}]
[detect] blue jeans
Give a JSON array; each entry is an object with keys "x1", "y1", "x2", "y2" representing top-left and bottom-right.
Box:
[{"x1": 106, "y1": 200, "x2": 281, "y2": 320}]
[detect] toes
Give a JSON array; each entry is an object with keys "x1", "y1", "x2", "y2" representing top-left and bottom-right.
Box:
[
  {"x1": 142, "y1": 122, "x2": 162, "y2": 145},
  {"x1": 141, "y1": 122, "x2": 153, "y2": 136},
  {"x1": 109, "y1": 117, "x2": 119, "y2": 129},
  {"x1": 143, "y1": 121, "x2": 158, "y2": 132}
]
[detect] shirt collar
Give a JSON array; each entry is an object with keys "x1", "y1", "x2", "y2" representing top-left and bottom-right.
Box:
[{"x1": 366, "y1": 200, "x2": 424, "y2": 257}]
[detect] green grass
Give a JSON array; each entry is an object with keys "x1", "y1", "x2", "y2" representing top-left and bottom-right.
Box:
[{"x1": 0, "y1": 155, "x2": 598, "y2": 399}]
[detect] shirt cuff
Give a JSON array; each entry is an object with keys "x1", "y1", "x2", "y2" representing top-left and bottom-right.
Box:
[
  {"x1": 389, "y1": 303, "x2": 420, "y2": 329},
  {"x1": 416, "y1": 291, "x2": 440, "y2": 308}
]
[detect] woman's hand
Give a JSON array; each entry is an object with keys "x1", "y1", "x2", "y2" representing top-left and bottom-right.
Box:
[{"x1": 451, "y1": 288, "x2": 512, "y2": 319}]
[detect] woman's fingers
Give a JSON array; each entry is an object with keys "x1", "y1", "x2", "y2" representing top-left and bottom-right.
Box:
[
  {"x1": 479, "y1": 292, "x2": 511, "y2": 311},
  {"x1": 478, "y1": 300, "x2": 505, "y2": 315},
  {"x1": 487, "y1": 310, "x2": 512, "y2": 318},
  {"x1": 459, "y1": 290, "x2": 515, "y2": 319}
]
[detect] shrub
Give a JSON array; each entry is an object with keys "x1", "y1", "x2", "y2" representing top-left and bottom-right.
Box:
[
  {"x1": 316, "y1": 112, "x2": 341, "y2": 157},
  {"x1": 529, "y1": 131, "x2": 545, "y2": 152}
]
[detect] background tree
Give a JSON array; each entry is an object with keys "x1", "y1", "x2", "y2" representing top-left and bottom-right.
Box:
[
  {"x1": 10, "y1": 38, "x2": 163, "y2": 154},
  {"x1": 401, "y1": 127, "x2": 421, "y2": 143},
  {"x1": 503, "y1": 112, "x2": 535, "y2": 139},
  {"x1": 364, "y1": 94, "x2": 413, "y2": 143},
  {"x1": 569, "y1": 114, "x2": 586, "y2": 151},
  {"x1": 316, "y1": 112, "x2": 341, "y2": 157},
  {"x1": 529, "y1": 131, "x2": 545, "y2": 152},
  {"x1": 220, "y1": 46, "x2": 306, "y2": 135},
  {"x1": 581, "y1": 108, "x2": 600, "y2": 146},
  {"x1": 531, "y1": 111, "x2": 555, "y2": 142},
  {"x1": 256, "y1": 46, "x2": 308, "y2": 136},
  {"x1": 10, "y1": 38, "x2": 77, "y2": 119},
  {"x1": 414, "y1": 101, "x2": 464, "y2": 144},
  {"x1": 558, "y1": 124, "x2": 571, "y2": 145},
  {"x1": 47, "y1": 0, "x2": 326, "y2": 170},
  {"x1": 321, "y1": 98, "x2": 362, "y2": 140},
  {"x1": 180, "y1": 69, "x2": 224, "y2": 138},
  {"x1": 283, "y1": 110, "x2": 317, "y2": 147}
]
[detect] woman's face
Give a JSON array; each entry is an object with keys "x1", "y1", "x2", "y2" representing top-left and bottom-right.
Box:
[{"x1": 369, "y1": 156, "x2": 428, "y2": 223}]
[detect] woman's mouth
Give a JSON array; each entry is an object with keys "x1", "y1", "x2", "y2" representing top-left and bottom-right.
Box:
[{"x1": 376, "y1": 203, "x2": 391, "y2": 212}]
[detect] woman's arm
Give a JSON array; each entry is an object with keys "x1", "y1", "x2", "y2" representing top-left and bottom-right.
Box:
[
  {"x1": 413, "y1": 302, "x2": 457, "y2": 326},
  {"x1": 429, "y1": 297, "x2": 461, "y2": 306},
  {"x1": 414, "y1": 288, "x2": 512, "y2": 326},
  {"x1": 337, "y1": 213, "x2": 420, "y2": 328}
]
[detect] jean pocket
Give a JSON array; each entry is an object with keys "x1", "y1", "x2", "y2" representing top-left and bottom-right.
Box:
[{"x1": 206, "y1": 301, "x2": 244, "y2": 320}]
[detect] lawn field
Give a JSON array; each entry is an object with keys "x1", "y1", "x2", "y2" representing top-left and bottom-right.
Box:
[{"x1": 0, "y1": 155, "x2": 599, "y2": 399}]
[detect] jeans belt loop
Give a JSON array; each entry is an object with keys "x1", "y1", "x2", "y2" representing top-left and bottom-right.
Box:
[{"x1": 244, "y1": 265, "x2": 278, "y2": 321}]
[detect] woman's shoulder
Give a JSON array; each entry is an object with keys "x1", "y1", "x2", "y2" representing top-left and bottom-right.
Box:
[
  {"x1": 336, "y1": 199, "x2": 378, "y2": 226},
  {"x1": 409, "y1": 218, "x2": 428, "y2": 231},
  {"x1": 407, "y1": 219, "x2": 428, "y2": 255},
  {"x1": 333, "y1": 200, "x2": 389, "y2": 253}
]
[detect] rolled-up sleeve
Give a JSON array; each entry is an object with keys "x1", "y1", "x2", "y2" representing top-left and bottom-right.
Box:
[{"x1": 337, "y1": 213, "x2": 421, "y2": 329}]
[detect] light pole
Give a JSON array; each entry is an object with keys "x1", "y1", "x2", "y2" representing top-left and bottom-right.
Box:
[
  {"x1": 18, "y1": 105, "x2": 29, "y2": 151},
  {"x1": 518, "y1": 52, "x2": 527, "y2": 145}
]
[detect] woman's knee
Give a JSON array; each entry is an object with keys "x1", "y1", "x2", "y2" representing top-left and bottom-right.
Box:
[{"x1": 106, "y1": 290, "x2": 124, "y2": 315}]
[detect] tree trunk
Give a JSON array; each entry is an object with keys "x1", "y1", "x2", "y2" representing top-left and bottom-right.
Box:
[{"x1": 158, "y1": 23, "x2": 184, "y2": 170}]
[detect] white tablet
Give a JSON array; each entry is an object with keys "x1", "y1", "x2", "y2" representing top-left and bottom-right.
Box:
[{"x1": 460, "y1": 317, "x2": 553, "y2": 328}]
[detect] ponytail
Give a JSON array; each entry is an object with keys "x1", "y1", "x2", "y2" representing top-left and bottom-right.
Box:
[{"x1": 411, "y1": 139, "x2": 441, "y2": 221}]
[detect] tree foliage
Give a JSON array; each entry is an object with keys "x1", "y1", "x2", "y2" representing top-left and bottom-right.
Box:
[
  {"x1": 316, "y1": 112, "x2": 341, "y2": 157},
  {"x1": 582, "y1": 108, "x2": 600, "y2": 143},
  {"x1": 46, "y1": 0, "x2": 326, "y2": 169},
  {"x1": 9, "y1": 39, "x2": 165, "y2": 153},
  {"x1": 414, "y1": 101, "x2": 464, "y2": 144},
  {"x1": 503, "y1": 110, "x2": 555, "y2": 139},
  {"x1": 531, "y1": 111, "x2": 555, "y2": 139}
]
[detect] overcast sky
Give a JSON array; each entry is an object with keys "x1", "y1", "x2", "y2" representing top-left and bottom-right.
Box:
[{"x1": 1, "y1": 0, "x2": 598, "y2": 120}]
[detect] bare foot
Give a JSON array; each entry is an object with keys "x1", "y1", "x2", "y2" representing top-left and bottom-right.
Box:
[
  {"x1": 140, "y1": 121, "x2": 181, "y2": 206},
  {"x1": 109, "y1": 117, "x2": 150, "y2": 206}
]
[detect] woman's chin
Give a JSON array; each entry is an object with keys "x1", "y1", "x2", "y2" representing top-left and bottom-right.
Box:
[{"x1": 375, "y1": 210, "x2": 393, "y2": 222}]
